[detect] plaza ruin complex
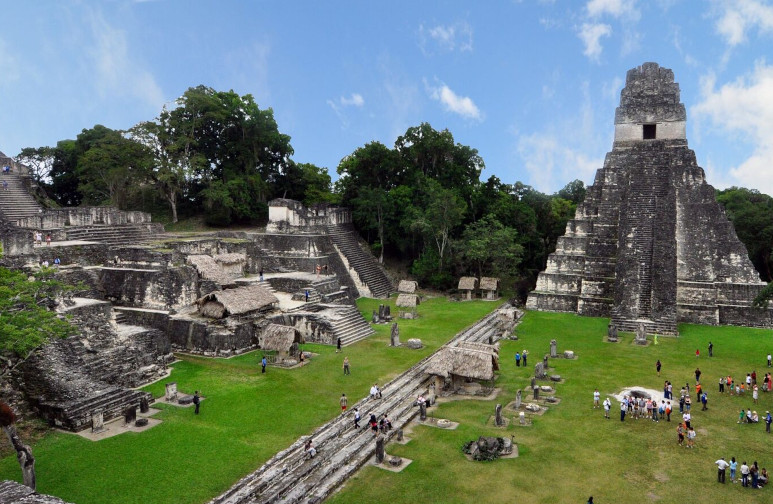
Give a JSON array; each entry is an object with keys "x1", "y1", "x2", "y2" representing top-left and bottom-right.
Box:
[{"x1": 527, "y1": 62, "x2": 773, "y2": 335}]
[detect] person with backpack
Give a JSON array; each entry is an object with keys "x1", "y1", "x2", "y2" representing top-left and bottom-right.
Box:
[{"x1": 193, "y1": 391, "x2": 201, "y2": 415}]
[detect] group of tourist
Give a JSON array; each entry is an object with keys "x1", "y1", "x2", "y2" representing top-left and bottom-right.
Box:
[
  {"x1": 514, "y1": 349, "x2": 529, "y2": 367},
  {"x1": 32, "y1": 231, "x2": 52, "y2": 246},
  {"x1": 616, "y1": 395, "x2": 674, "y2": 423},
  {"x1": 715, "y1": 457, "x2": 769, "y2": 487}
]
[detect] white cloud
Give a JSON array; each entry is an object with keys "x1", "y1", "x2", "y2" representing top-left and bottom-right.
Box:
[
  {"x1": 425, "y1": 80, "x2": 483, "y2": 121},
  {"x1": 419, "y1": 21, "x2": 473, "y2": 54},
  {"x1": 340, "y1": 93, "x2": 364, "y2": 107},
  {"x1": 692, "y1": 61, "x2": 773, "y2": 195},
  {"x1": 578, "y1": 23, "x2": 612, "y2": 62},
  {"x1": 517, "y1": 133, "x2": 603, "y2": 192},
  {"x1": 85, "y1": 8, "x2": 164, "y2": 108},
  {"x1": 586, "y1": 0, "x2": 640, "y2": 20},
  {"x1": 714, "y1": 0, "x2": 773, "y2": 46}
]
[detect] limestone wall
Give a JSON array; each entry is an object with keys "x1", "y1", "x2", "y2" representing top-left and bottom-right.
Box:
[{"x1": 98, "y1": 265, "x2": 199, "y2": 310}]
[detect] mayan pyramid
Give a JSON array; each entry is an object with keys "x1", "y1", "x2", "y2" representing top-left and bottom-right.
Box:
[{"x1": 526, "y1": 62, "x2": 772, "y2": 334}]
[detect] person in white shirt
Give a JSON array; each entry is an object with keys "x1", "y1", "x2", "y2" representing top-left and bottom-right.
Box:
[{"x1": 716, "y1": 457, "x2": 729, "y2": 483}]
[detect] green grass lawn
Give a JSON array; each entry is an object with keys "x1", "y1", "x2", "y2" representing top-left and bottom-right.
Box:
[
  {"x1": 0, "y1": 297, "x2": 497, "y2": 504},
  {"x1": 328, "y1": 312, "x2": 773, "y2": 504}
]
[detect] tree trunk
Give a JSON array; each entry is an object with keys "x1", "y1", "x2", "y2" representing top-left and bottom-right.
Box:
[
  {"x1": 168, "y1": 189, "x2": 178, "y2": 224},
  {"x1": 3, "y1": 425, "x2": 36, "y2": 490}
]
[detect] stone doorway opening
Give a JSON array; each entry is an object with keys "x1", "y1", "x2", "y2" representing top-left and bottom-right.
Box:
[{"x1": 643, "y1": 124, "x2": 656, "y2": 139}]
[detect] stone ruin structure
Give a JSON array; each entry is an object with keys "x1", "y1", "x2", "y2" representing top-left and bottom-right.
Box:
[
  {"x1": 0, "y1": 186, "x2": 393, "y2": 432},
  {"x1": 527, "y1": 62, "x2": 773, "y2": 334}
]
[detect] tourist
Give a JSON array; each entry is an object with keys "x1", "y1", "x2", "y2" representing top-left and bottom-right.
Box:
[
  {"x1": 768, "y1": 353, "x2": 772, "y2": 367},
  {"x1": 369, "y1": 413, "x2": 378, "y2": 435},
  {"x1": 304, "y1": 289, "x2": 309, "y2": 302},
  {"x1": 695, "y1": 382, "x2": 702, "y2": 401},
  {"x1": 766, "y1": 411, "x2": 772, "y2": 433},
  {"x1": 261, "y1": 355, "x2": 267, "y2": 373},
  {"x1": 665, "y1": 401, "x2": 672, "y2": 421},
  {"x1": 193, "y1": 390, "x2": 200, "y2": 415},
  {"x1": 54, "y1": 257, "x2": 60, "y2": 267},
  {"x1": 336, "y1": 338, "x2": 341, "y2": 353},
  {"x1": 719, "y1": 376, "x2": 725, "y2": 393},
  {"x1": 760, "y1": 467, "x2": 769, "y2": 486},
  {"x1": 739, "y1": 409, "x2": 746, "y2": 424},
  {"x1": 315, "y1": 264, "x2": 321, "y2": 277},
  {"x1": 593, "y1": 389, "x2": 600, "y2": 408},
  {"x1": 342, "y1": 356, "x2": 350, "y2": 375},
  {"x1": 41, "y1": 260, "x2": 49, "y2": 268},
  {"x1": 667, "y1": 381, "x2": 672, "y2": 399},
  {"x1": 709, "y1": 341, "x2": 713, "y2": 357},
  {"x1": 695, "y1": 367, "x2": 701, "y2": 383},
  {"x1": 752, "y1": 370, "x2": 757, "y2": 385},
  {"x1": 753, "y1": 384, "x2": 759, "y2": 404},
  {"x1": 676, "y1": 423, "x2": 684, "y2": 445},
  {"x1": 340, "y1": 393, "x2": 348, "y2": 411},
  {"x1": 683, "y1": 411, "x2": 691, "y2": 429},
  {"x1": 353, "y1": 408, "x2": 361, "y2": 429},
  {"x1": 686, "y1": 426, "x2": 696, "y2": 448},
  {"x1": 701, "y1": 391, "x2": 708, "y2": 411},
  {"x1": 2, "y1": 179, "x2": 7, "y2": 191},
  {"x1": 515, "y1": 352, "x2": 521, "y2": 367},
  {"x1": 752, "y1": 461, "x2": 760, "y2": 488},
  {"x1": 751, "y1": 411, "x2": 759, "y2": 423},
  {"x1": 684, "y1": 395, "x2": 691, "y2": 412},
  {"x1": 696, "y1": 348, "x2": 700, "y2": 358},
  {"x1": 656, "y1": 359, "x2": 661, "y2": 376},
  {"x1": 587, "y1": 497, "x2": 593, "y2": 504},
  {"x1": 620, "y1": 399, "x2": 627, "y2": 421},
  {"x1": 522, "y1": 349, "x2": 528, "y2": 366},
  {"x1": 716, "y1": 457, "x2": 729, "y2": 483},
  {"x1": 323, "y1": 264, "x2": 328, "y2": 275},
  {"x1": 45, "y1": 234, "x2": 51, "y2": 246},
  {"x1": 298, "y1": 351, "x2": 305, "y2": 366},
  {"x1": 730, "y1": 457, "x2": 738, "y2": 483},
  {"x1": 379, "y1": 414, "x2": 392, "y2": 433},
  {"x1": 746, "y1": 373, "x2": 752, "y2": 388},
  {"x1": 304, "y1": 439, "x2": 316, "y2": 458},
  {"x1": 679, "y1": 387, "x2": 686, "y2": 413},
  {"x1": 603, "y1": 397, "x2": 611, "y2": 419},
  {"x1": 741, "y1": 461, "x2": 750, "y2": 487},
  {"x1": 370, "y1": 383, "x2": 382, "y2": 399},
  {"x1": 259, "y1": 268, "x2": 264, "y2": 282}
]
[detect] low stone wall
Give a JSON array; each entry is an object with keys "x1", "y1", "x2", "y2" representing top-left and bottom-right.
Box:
[
  {"x1": 271, "y1": 312, "x2": 336, "y2": 345},
  {"x1": 15, "y1": 207, "x2": 152, "y2": 230},
  {"x1": 98, "y1": 266, "x2": 199, "y2": 310}
]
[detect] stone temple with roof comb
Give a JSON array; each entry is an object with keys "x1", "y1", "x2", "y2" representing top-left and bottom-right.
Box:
[{"x1": 526, "y1": 62, "x2": 772, "y2": 335}]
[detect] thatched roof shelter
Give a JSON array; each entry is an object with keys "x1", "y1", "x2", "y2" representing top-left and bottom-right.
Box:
[
  {"x1": 197, "y1": 284, "x2": 278, "y2": 319},
  {"x1": 188, "y1": 254, "x2": 233, "y2": 286},
  {"x1": 396, "y1": 293, "x2": 419, "y2": 308},
  {"x1": 457, "y1": 340, "x2": 500, "y2": 355},
  {"x1": 260, "y1": 324, "x2": 297, "y2": 352},
  {"x1": 214, "y1": 253, "x2": 247, "y2": 266},
  {"x1": 458, "y1": 277, "x2": 478, "y2": 290},
  {"x1": 426, "y1": 346, "x2": 498, "y2": 381},
  {"x1": 480, "y1": 277, "x2": 500, "y2": 291},
  {"x1": 398, "y1": 280, "x2": 418, "y2": 293}
]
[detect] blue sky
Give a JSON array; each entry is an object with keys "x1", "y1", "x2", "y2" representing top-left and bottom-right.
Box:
[{"x1": 1, "y1": 0, "x2": 772, "y2": 195}]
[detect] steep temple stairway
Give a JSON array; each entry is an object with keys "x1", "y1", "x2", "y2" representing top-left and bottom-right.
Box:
[
  {"x1": 325, "y1": 223, "x2": 394, "y2": 298},
  {"x1": 0, "y1": 170, "x2": 42, "y2": 223}
]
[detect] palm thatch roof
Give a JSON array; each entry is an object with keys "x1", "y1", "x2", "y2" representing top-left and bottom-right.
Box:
[
  {"x1": 187, "y1": 254, "x2": 233, "y2": 286},
  {"x1": 197, "y1": 284, "x2": 278, "y2": 318},
  {"x1": 458, "y1": 276, "x2": 478, "y2": 290},
  {"x1": 396, "y1": 293, "x2": 419, "y2": 308},
  {"x1": 397, "y1": 280, "x2": 418, "y2": 293},
  {"x1": 480, "y1": 277, "x2": 500, "y2": 291},
  {"x1": 425, "y1": 346, "x2": 497, "y2": 381},
  {"x1": 457, "y1": 340, "x2": 500, "y2": 355},
  {"x1": 214, "y1": 253, "x2": 247, "y2": 265},
  {"x1": 260, "y1": 323, "x2": 297, "y2": 352}
]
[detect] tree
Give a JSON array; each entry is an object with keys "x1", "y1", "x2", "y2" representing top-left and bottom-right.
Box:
[
  {"x1": 717, "y1": 187, "x2": 773, "y2": 281},
  {"x1": 352, "y1": 186, "x2": 388, "y2": 263},
  {"x1": 410, "y1": 180, "x2": 467, "y2": 273},
  {"x1": 16, "y1": 147, "x2": 54, "y2": 185},
  {"x1": 557, "y1": 179, "x2": 586, "y2": 204},
  {"x1": 48, "y1": 140, "x2": 82, "y2": 207},
  {"x1": 462, "y1": 214, "x2": 523, "y2": 279},
  {"x1": 1, "y1": 401, "x2": 35, "y2": 490}
]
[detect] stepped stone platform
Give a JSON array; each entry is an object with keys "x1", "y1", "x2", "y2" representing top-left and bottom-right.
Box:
[
  {"x1": 527, "y1": 62, "x2": 772, "y2": 334},
  {"x1": 274, "y1": 303, "x2": 375, "y2": 347},
  {"x1": 326, "y1": 223, "x2": 394, "y2": 298},
  {"x1": 211, "y1": 303, "x2": 520, "y2": 504},
  {"x1": 0, "y1": 170, "x2": 42, "y2": 222}
]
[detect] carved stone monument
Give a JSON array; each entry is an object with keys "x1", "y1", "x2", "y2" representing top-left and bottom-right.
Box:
[
  {"x1": 165, "y1": 382, "x2": 178, "y2": 402},
  {"x1": 91, "y1": 410, "x2": 105, "y2": 433},
  {"x1": 535, "y1": 362, "x2": 546, "y2": 380},
  {"x1": 375, "y1": 435, "x2": 385, "y2": 464},
  {"x1": 533, "y1": 385, "x2": 539, "y2": 400},
  {"x1": 519, "y1": 411, "x2": 526, "y2": 425},
  {"x1": 550, "y1": 339, "x2": 558, "y2": 358},
  {"x1": 526, "y1": 62, "x2": 773, "y2": 334},
  {"x1": 543, "y1": 354, "x2": 549, "y2": 371},
  {"x1": 397, "y1": 429, "x2": 404, "y2": 442},
  {"x1": 139, "y1": 397, "x2": 150, "y2": 414},
  {"x1": 635, "y1": 322, "x2": 647, "y2": 345},
  {"x1": 390, "y1": 323, "x2": 400, "y2": 347},
  {"x1": 123, "y1": 406, "x2": 137, "y2": 425},
  {"x1": 495, "y1": 404, "x2": 504, "y2": 426},
  {"x1": 530, "y1": 377, "x2": 536, "y2": 388},
  {"x1": 607, "y1": 323, "x2": 619, "y2": 342},
  {"x1": 515, "y1": 389, "x2": 522, "y2": 410},
  {"x1": 419, "y1": 402, "x2": 427, "y2": 421}
]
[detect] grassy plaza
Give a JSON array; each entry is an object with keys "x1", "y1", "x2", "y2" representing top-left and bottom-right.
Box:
[{"x1": 2, "y1": 299, "x2": 772, "y2": 504}]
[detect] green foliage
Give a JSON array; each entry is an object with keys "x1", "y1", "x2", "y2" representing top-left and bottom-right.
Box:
[
  {"x1": 716, "y1": 187, "x2": 773, "y2": 281},
  {"x1": 752, "y1": 282, "x2": 773, "y2": 308},
  {"x1": 0, "y1": 268, "x2": 77, "y2": 358},
  {"x1": 461, "y1": 214, "x2": 523, "y2": 279}
]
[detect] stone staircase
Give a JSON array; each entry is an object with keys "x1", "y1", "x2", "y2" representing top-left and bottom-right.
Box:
[
  {"x1": 288, "y1": 303, "x2": 374, "y2": 346},
  {"x1": 0, "y1": 171, "x2": 42, "y2": 222},
  {"x1": 326, "y1": 224, "x2": 394, "y2": 298},
  {"x1": 210, "y1": 304, "x2": 517, "y2": 504},
  {"x1": 65, "y1": 224, "x2": 157, "y2": 246}
]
